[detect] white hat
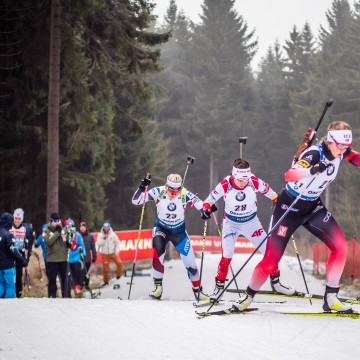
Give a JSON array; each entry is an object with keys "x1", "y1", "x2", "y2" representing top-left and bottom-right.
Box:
[
  {"x1": 232, "y1": 166, "x2": 252, "y2": 180},
  {"x1": 13, "y1": 208, "x2": 24, "y2": 222}
]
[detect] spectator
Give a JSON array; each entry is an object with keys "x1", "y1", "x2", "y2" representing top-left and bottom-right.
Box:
[
  {"x1": 9, "y1": 208, "x2": 34, "y2": 298},
  {"x1": 79, "y1": 221, "x2": 97, "y2": 290},
  {"x1": 34, "y1": 224, "x2": 49, "y2": 278},
  {"x1": 96, "y1": 222, "x2": 122, "y2": 287},
  {"x1": 44, "y1": 212, "x2": 70, "y2": 298},
  {"x1": 64, "y1": 219, "x2": 86, "y2": 296},
  {"x1": 0, "y1": 212, "x2": 28, "y2": 298}
]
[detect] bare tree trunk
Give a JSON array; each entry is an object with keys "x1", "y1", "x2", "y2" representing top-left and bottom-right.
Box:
[{"x1": 46, "y1": 0, "x2": 62, "y2": 218}]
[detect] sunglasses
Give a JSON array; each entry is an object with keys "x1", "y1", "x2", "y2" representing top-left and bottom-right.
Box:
[
  {"x1": 329, "y1": 133, "x2": 350, "y2": 150},
  {"x1": 167, "y1": 189, "x2": 181, "y2": 196},
  {"x1": 335, "y1": 143, "x2": 349, "y2": 150}
]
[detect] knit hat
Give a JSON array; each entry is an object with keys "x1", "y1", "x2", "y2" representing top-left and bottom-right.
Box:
[
  {"x1": 50, "y1": 212, "x2": 61, "y2": 222},
  {"x1": 103, "y1": 222, "x2": 111, "y2": 228},
  {"x1": 42, "y1": 224, "x2": 48, "y2": 230},
  {"x1": 63, "y1": 218, "x2": 75, "y2": 228},
  {"x1": 0, "y1": 212, "x2": 14, "y2": 230},
  {"x1": 13, "y1": 208, "x2": 24, "y2": 221},
  {"x1": 79, "y1": 221, "x2": 88, "y2": 235}
]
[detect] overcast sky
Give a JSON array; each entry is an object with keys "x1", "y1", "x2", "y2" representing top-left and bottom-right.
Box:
[{"x1": 152, "y1": 0, "x2": 355, "y2": 68}]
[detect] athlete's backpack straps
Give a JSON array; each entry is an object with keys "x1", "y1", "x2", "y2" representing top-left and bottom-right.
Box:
[
  {"x1": 156, "y1": 188, "x2": 167, "y2": 204},
  {"x1": 180, "y1": 187, "x2": 187, "y2": 209},
  {"x1": 156, "y1": 187, "x2": 187, "y2": 207}
]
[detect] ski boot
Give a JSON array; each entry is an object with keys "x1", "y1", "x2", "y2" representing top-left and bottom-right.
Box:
[
  {"x1": 209, "y1": 279, "x2": 225, "y2": 304},
  {"x1": 113, "y1": 276, "x2": 121, "y2": 289},
  {"x1": 323, "y1": 285, "x2": 352, "y2": 312},
  {"x1": 193, "y1": 286, "x2": 209, "y2": 301},
  {"x1": 232, "y1": 288, "x2": 256, "y2": 312},
  {"x1": 270, "y1": 270, "x2": 296, "y2": 295},
  {"x1": 149, "y1": 280, "x2": 163, "y2": 300}
]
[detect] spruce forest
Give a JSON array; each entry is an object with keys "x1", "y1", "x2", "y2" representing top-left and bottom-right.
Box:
[{"x1": 1, "y1": 0, "x2": 360, "y2": 248}]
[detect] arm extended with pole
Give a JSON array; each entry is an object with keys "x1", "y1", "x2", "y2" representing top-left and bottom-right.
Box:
[{"x1": 128, "y1": 173, "x2": 151, "y2": 299}]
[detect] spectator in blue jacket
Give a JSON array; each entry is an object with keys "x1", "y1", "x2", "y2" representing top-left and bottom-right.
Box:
[
  {"x1": 34, "y1": 224, "x2": 49, "y2": 277},
  {"x1": 64, "y1": 219, "x2": 86, "y2": 295},
  {"x1": 0, "y1": 212, "x2": 28, "y2": 298}
]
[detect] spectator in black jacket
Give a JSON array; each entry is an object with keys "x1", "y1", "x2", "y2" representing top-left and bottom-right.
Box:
[
  {"x1": 0, "y1": 212, "x2": 28, "y2": 298},
  {"x1": 10, "y1": 208, "x2": 34, "y2": 297},
  {"x1": 79, "y1": 222, "x2": 97, "y2": 290}
]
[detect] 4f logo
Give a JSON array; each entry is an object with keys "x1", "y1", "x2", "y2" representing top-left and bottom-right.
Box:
[
  {"x1": 277, "y1": 225, "x2": 288, "y2": 237},
  {"x1": 251, "y1": 228, "x2": 264, "y2": 237}
]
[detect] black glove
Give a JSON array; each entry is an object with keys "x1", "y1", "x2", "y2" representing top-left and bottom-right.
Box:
[
  {"x1": 211, "y1": 204, "x2": 217, "y2": 212},
  {"x1": 65, "y1": 238, "x2": 72, "y2": 249},
  {"x1": 201, "y1": 209, "x2": 212, "y2": 220},
  {"x1": 23, "y1": 258, "x2": 29, "y2": 268},
  {"x1": 310, "y1": 161, "x2": 328, "y2": 175},
  {"x1": 139, "y1": 174, "x2": 152, "y2": 192},
  {"x1": 55, "y1": 224, "x2": 62, "y2": 232}
]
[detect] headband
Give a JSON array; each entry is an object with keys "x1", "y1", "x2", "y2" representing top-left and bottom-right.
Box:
[
  {"x1": 165, "y1": 179, "x2": 182, "y2": 191},
  {"x1": 232, "y1": 166, "x2": 252, "y2": 180},
  {"x1": 327, "y1": 130, "x2": 352, "y2": 145}
]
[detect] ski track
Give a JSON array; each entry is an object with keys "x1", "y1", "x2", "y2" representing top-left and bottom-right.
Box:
[{"x1": 1, "y1": 254, "x2": 360, "y2": 360}]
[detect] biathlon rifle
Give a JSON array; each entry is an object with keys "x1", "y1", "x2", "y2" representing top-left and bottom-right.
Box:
[{"x1": 293, "y1": 98, "x2": 334, "y2": 164}]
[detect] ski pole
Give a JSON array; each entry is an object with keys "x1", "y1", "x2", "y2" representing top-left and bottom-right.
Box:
[
  {"x1": 128, "y1": 175, "x2": 150, "y2": 300},
  {"x1": 212, "y1": 212, "x2": 241, "y2": 297},
  {"x1": 182, "y1": 156, "x2": 195, "y2": 186},
  {"x1": 207, "y1": 176, "x2": 317, "y2": 312},
  {"x1": 197, "y1": 219, "x2": 208, "y2": 302},
  {"x1": 292, "y1": 235, "x2": 312, "y2": 305}
]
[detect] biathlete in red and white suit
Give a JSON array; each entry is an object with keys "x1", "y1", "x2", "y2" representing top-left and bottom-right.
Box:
[
  {"x1": 201, "y1": 158, "x2": 296, "y2": 303},
  {"x1": 132, "y1": 173, "x2": 207, "y2": 300},
  {"x1": 233, "y1": 121, "x2": 360, "y2": 313}
]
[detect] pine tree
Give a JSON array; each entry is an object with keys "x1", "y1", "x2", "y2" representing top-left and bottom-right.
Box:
[
  {"x1": 0, "y1": 0, "x2": 171, "y2": 231},
  {"x1": 189, "y1": 0, "x2": 258, "y2": 190}
]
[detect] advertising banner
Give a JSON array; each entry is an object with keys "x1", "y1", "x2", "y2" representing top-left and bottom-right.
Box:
[{"x1": 93, "y1": 230, "x2": 256, "y2": 263}]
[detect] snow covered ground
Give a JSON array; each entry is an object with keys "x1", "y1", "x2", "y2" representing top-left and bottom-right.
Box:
[{"x1": 1, "y1": 253, "x2": 360, "y2": 360}]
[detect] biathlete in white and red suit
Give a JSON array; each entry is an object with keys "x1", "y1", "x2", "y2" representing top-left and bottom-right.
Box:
[
  {"x1": 233, "y1": 120, "x2": 360, "y2": 313},
  {"x1": 201, "y1": 158, "x2": 296, "y2": 304},
  {"x1": 132, "y1": 173, "x2": 207, "y2": 301}
]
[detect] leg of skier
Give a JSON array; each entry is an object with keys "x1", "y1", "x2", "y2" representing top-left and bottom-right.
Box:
[
  {"x1": 303, "y1": 206, "x2": 351, "y2": 312},
  {"x1": 241, "y1": 216, "x2": 296, "y2": 295},
  {"x1": 209, "y1": 219, "x2": 238, "y2": 303},
  {"x1": 149, "y1": 229, "x2": 168, "y2": 299},
  {"x1": 175, "y1": 232, "x2": 208, "y2": 301}
]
